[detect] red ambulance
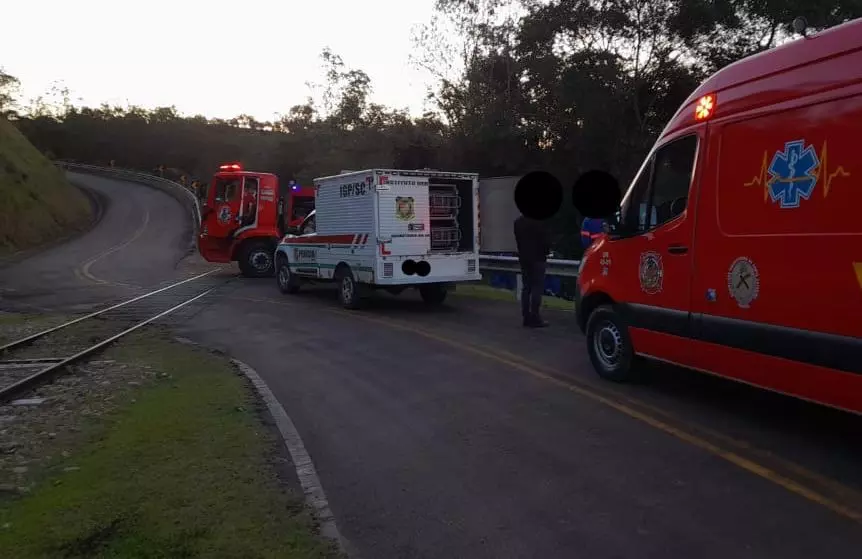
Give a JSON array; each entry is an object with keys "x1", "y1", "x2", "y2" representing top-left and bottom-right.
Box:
[{"x1": 573, "y1": 18, "x2": 862, "y2": 414}]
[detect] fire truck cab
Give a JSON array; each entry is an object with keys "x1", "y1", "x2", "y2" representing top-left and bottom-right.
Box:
[
  {"x1": 573, "y1": 17, "x2": 862, "y2": 414},
  {"x1": 198, "y1": 163, "x2": 314, "y2": 277}
]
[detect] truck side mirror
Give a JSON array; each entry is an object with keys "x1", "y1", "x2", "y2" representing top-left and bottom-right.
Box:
[{"x1": 572, "y1": 170, "x2": 621, "y2": 218}]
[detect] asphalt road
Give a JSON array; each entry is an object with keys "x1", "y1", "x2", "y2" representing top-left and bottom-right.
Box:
[
  {"x1": 4, "y1": 172, "x2": 862, "y2": 558},
  {"x1": 0, "y1": 171, "x2": 192, "y2": 313}
]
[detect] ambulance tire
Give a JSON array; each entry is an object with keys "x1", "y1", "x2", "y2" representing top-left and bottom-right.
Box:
[
  {"x1": 585, "y1": 304, "x2": 639, "y2": 382},
  {"x1": 419, "y1": 284, "x2": 448, "y2": 306},
  {"x1": 276, "y1": 255, "x2": 300, "y2": 294},
  {"x1": 335, "y1": 265, "x2": 362, "y2": 310},
  {"x1": 239, "y1": 241, "x2": 275, "y2": 278}
]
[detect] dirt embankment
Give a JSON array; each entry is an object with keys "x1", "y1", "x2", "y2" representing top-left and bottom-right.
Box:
[{"x1": 0, "y1": 117, "x2": 92, "y2": 257}]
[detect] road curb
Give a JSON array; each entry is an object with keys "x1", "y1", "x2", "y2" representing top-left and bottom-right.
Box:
[{"x1": 172, "y1": 337, "x2": 348, "y2": 555}]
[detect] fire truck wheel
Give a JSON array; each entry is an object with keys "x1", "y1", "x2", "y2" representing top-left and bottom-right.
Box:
[
  {"x1": 585, "y1": 304, "x2": 638, "y2": 382},
  {"x1": 419, "y1": 284, "x2": 448, "y2": 306},
  {"x1": 335, "y1": 265, "x2": 361, "y2": 309},
  {"x1": 240, "y1": 241, "x2": 275, "y2": 278},
  {"x1": 276, "y1": 256, "x2": 300, "y2": 294}
]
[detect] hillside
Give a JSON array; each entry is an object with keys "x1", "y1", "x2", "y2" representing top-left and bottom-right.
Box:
[{"x1": 0, "y1": 117, "x2": 92, "y2": 256}]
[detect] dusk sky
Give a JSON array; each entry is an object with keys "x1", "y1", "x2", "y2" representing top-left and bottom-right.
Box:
[{"x1": 1, "y1": 0, "x2": 443, "y2": 120}]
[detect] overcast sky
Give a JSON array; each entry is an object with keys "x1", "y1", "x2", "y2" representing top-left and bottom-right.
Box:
[{"x1": 1, "y1": 0, "x2": 441, "y2": 120}]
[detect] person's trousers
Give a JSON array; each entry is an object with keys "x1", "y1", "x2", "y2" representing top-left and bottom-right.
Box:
[{"x1": 520, "y1": 261, "x2": 546, "y2": 322}]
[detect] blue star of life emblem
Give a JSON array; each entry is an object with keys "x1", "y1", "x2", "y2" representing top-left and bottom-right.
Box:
[{"x1": 767, "y1": 139, "x2": 820, "y2": 209}]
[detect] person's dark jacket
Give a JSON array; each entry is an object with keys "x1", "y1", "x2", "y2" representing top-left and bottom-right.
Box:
[{"x1": 514, "y1": 216, "x2": 551, "y2": 265}]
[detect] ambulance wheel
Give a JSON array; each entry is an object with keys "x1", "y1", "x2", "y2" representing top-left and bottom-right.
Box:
[
  {"x1": 240, "y1": 241, "x2": 275, "y2": 278},
  {"x1": 419, "y1": 284, "x2": 448, "y2": 306},
  {"x1": 276, "y1": 255, "x2": 300, "y2": 294},
  {"x1": 335, "y1": 265, "x2": 361, "y2": 310},
  {"x1": 585, "y1": 304, "x2": 637, "y2": 382}
]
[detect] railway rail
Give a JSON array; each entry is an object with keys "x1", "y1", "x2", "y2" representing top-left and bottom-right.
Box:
[{"x1": 0, "y1": 269, "x2": 234, "y2": 402}]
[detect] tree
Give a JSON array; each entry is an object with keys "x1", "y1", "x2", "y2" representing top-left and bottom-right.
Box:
[{"x1": 0, "y1": 68, "x2": 21, "y2": 118}]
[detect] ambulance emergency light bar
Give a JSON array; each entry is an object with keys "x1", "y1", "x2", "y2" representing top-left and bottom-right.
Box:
[{"x1": 219, "y1": 163, "x2": 242, "y2": 171}]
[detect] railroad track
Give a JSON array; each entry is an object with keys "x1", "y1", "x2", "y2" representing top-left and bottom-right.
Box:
[{"x1": 0, "y1": 269, "x2": 235, "y2": 403}]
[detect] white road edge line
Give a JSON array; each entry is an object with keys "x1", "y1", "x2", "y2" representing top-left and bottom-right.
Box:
[
  {"x1": 234, "y1": 358, "x2": 347, "y2": 553},
  {"x1": 172, "y1": 337, "x2": 346, "y2": 554}
]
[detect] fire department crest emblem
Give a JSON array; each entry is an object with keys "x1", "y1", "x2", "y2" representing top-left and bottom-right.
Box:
[
  {"x1": 639, "y1": 251, "x2": 663, "y2": 295},
  {"x1": 395, "y1": 196, "x2": 415, "y2": 220},
  {"x1": 217, "y1": 205, "x2": 232, "y2": 225}
]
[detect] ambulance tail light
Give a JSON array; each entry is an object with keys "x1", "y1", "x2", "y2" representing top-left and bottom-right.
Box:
[
  {"x1": 402, "y1": 260, "x2": 417, "y2": 276},
  {"x1": 694, "y1": 94, "x2": 716, "y2": 121}
]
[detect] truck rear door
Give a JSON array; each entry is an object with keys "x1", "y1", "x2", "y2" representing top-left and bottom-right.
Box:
[{"x1": 376, "y1": 172, "x2": 431, "y2": 257}]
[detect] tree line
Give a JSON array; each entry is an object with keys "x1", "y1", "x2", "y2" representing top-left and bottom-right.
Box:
[{"x1": 2, "y1": 0, "x2": 860, "y2": 257}]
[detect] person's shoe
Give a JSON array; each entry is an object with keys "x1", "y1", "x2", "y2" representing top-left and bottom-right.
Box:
[{"x1": 525, "y1": 318, "x2": 549, "y2": 328}]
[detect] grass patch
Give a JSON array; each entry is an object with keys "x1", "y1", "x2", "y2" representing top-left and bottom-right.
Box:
[
  {"x1": 0, "y1": 116, "x2": 91, "y2": 256},
  {"x1": 0, "y1": 331, "x2": 339, "y2": 559},
  {"x1": 454, "y1": 282, "x2": 575, "y2": 311}
]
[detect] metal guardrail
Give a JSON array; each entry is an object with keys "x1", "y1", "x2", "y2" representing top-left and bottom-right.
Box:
[
  {"x1": 55, "y1": 162, "x2": 201, "y2": 250},
  {"x1": 478, "y1": 255, "x2": 581, "y2": 278}
]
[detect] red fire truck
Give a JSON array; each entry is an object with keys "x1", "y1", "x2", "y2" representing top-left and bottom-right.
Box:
[
  {"x1": 572, "y1": 17, "x2": 862, "y2": 414},
  {"x1": 198, "y1": 163, "x2": 315, "y2": 277}
]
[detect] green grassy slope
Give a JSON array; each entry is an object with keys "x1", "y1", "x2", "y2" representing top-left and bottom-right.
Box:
[{"x1": 0, "y1": 117, "x2": 92, "y2": 255}]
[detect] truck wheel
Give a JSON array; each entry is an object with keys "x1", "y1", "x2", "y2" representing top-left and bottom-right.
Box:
[
  {"x1": 419, "y1": 284, "x2": 448, "y2": 306},
  {"x1": 585, "y1": 304, "x2": 638, "y2": 382},
  {"x1": 276, "y1": 255, "x2": 300, "y2": 294},
  {"x1": 335, "y1": 266, "x2": 361, "y2": 310},
  {"x1": 239, "y1": 241, "x2": 275, "y2": 278}
]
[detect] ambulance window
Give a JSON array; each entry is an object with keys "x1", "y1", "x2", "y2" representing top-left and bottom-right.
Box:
[
  {"x1": 650, "y1": 135, "x2": 698, "y2": 227},
  {"x1": 619, "y1": 160, "x2": 654, "y2": 234}
]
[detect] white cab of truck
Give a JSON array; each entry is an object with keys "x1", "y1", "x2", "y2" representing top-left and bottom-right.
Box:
[{"x1": 274, "y1": 168, "x2": 481, "y2": 308}]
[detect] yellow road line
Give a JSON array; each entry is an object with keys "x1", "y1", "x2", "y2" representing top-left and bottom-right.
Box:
[
  {"x1": 230, "y1": 293, "x2": 862, "y2": 525},
  {"x1": 75, "y1": 210, "x2": 151, "y2": 287},
  {"x1": 401, "y1": 328, "x2": 862, "y2": 505}
]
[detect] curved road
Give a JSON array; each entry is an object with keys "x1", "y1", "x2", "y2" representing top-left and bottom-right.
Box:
[
  {"x1": 0, "y1": 171, "x2": 192, "y2": 312},
  {"x1": 3, "y1": 173, "x2": 862, "y2": 559}
]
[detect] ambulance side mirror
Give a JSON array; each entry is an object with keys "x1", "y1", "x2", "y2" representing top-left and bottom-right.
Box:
[{"x1": 572, "y1": 170, "x2": 621, "y2": 219}]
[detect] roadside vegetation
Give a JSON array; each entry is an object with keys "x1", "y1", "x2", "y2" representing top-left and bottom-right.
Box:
[
  {"x1": 0, "y1": 325, "x2": 340, "y2": 559},
  {"x1": 0, "y1": 116, "x2": 91, "y2": 257}
]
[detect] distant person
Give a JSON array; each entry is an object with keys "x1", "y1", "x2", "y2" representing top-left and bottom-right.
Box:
[
  {"x1": 580, "y1": 217, "x2": 605, "y2": 249},
  {"x1": 514, "y1": 214, "x2": 551, "y2": 328}
]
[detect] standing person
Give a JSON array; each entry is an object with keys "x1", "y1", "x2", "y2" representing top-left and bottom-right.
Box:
[
  {"x1": 514, "y1": 214, "x2": 551, "y2": 328},
  {"x1": 580, "y1": 216, "x2": 605, "y2": 249}
]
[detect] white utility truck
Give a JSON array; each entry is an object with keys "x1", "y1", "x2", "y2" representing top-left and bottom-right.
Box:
[{"x1": 274, "y1": 168, "x2": 481, "y2": 308}]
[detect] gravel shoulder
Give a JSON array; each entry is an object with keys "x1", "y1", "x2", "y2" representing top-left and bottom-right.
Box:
[{"x1": 0, "y1": 316, "x2": 340, "y2": 559}]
